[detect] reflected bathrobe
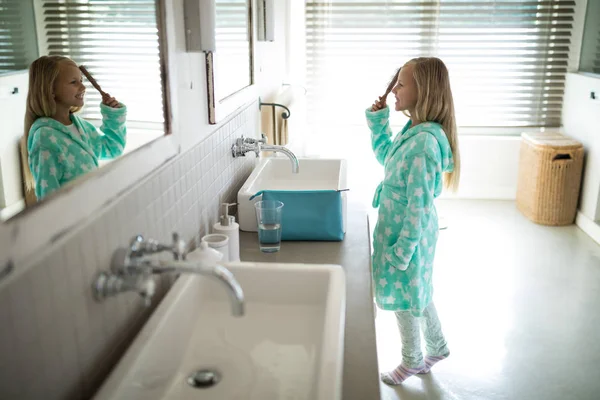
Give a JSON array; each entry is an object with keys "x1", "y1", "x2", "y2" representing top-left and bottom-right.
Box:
[{"x1": 28, "y1": 103, "x2": 127, "y2": 199}]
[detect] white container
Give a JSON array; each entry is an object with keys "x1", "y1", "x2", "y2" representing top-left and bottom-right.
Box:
[
  {"x1": 185, "y1": 241, "x2": 224, "y2": 264},
  {"x1": 200, "y1": 233, "x2": 229, "y2": 262},
  {"x1": 213, "y1": 203, "x2": 240, "y2": 262},
  {"x1": 237, "y1": 158, "x2": 348, "y2": 233}
]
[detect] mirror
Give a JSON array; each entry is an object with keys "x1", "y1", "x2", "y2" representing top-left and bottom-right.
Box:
[
  {"x1": 579, "y1": 0, "x2": 600, "y2": 75},
  {"x1": 207, "y1": 0, "x2": 253, "y2": 124},
  {"x1": 0, "y1": 0, "x2": 170, "y2": 221}
]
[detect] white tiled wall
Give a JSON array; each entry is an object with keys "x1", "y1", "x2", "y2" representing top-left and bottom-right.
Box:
[{"x1": 0, "y1": 103, "x2": 258, "y2": 400}]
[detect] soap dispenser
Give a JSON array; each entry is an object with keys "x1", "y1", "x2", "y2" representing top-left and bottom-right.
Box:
[{"x1": 213, "y1": 203, "x2": 240, "y2": 262}]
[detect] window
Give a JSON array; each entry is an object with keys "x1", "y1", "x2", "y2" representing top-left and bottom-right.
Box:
[
  {"x1": 305, "y1": 0, "x2": 576, "y2": 130},
  {"x1": 0, "y1": 0, "x2": 38, "y2": 73},
  {"x1": 214, "y1": 0, "x2": 252, "y2": 101},
  {"x1": 38, "y1": 0, "x2": 164, "y2": 146}
]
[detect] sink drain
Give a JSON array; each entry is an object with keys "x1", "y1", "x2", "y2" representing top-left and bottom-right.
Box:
[{"x1": 187, "y1": 369, "x2": 221, "y2": 389}]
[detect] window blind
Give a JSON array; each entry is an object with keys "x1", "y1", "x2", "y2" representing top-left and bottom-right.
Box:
[
  {"x1": 214, "y1": 0, "x2": 252, "y2": 101},
  {"x1": 0, "y1": 0, "x2": 38, "y2": 73},
  {"x1": 306, "y1": 0, "x2": 576, "y2": 129},
  {"x1": 39, "y1": 0, "x2": 163, "y2": 132}
]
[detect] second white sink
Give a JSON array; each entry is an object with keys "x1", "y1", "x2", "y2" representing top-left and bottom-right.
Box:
[{"x1": 93, "y1": 262, "x2": 346, "y2": 400}]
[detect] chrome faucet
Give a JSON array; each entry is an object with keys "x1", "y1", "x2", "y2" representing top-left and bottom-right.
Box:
[
  {"x1": 93, "y1": 233, "x2": 245, "y2": 316},
  {"x1": 232, "y1": 134, "x2": 299, "y2": 173},
  {"x1": 128, "y1": 233, "x2": 187, "y2": 261}
]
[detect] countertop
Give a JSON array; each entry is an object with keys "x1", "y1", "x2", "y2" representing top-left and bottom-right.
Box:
[{"x1": 239, "y1": 200, "x2": 381, "y2": 400}]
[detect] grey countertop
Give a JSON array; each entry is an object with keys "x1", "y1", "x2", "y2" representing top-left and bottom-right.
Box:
[{"x1": 239, "y1": 200, "x2": 381, "y2": 400}]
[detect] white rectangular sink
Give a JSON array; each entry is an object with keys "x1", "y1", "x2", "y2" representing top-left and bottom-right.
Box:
[
  {"x1": 93, "y1": 262, "x2": 346, "y2": 400},
  {"x1": 237, "y1": 158, "x2": 348, "y2": 232}
]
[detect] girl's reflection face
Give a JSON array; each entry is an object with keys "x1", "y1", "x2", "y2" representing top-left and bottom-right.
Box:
[{"x1": 54, "y1": 63, "x2": 86, "y2": 109}]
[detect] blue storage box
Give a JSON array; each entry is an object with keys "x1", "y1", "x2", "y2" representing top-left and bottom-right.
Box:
[{"x1": 250, "y1": 190, "x2": 346, "y2": 241}]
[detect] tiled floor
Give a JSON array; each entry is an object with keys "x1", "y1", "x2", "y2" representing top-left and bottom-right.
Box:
[{"x1": 375, "y1": 200, "x2": 600, "y2": 400}]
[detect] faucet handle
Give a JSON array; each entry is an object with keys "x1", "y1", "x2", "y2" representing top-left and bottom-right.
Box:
[
  {"x1": 172, "y1": 232, "x2": 187, "y2": 260},
  {"x1": 138, "y1": 276, "x2": 156, "y2": 307},
  {"x1": 232, "y1": 137, "x2": 247, "y2": 157},
  {"x1": 130, "y1": 235, "x2": 144, "y2": 251},
  {"x1": 245, "y1": 134, "x2": 267, "y2": 145},
  {"x1": 126, "y1": 233, "x2": 186, "y2": 260},
  {"x1": 128, "y1": 235, "x2": 157, "y2": 258},
  {"x1": 92, "y1": 271, "x2": 155, "y2": 307}
]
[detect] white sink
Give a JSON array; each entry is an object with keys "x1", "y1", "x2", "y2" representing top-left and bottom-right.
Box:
[
  {"x1": 93, "y1": 262, "x2": 346, "y2": 400},
  {"x1": 237, "y1": 158, "x2": 348, "y2": 232}
]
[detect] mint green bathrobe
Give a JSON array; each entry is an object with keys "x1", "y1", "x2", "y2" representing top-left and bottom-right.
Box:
[
  {"x1": 28, "y1": 103, "x2": 127, "y2": 199},
  {"x1": 366, "y1": 106, "x2": 454, "y2": 316}
]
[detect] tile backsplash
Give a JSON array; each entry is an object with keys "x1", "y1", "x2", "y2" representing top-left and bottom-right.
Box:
[{"x1": 0, "y1": 103, "x2": 258, "y2": 399}]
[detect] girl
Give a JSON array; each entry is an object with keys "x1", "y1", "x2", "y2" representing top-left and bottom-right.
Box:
[
  {"x1": 365, "y1": 57, "x2": 460, "y2": 385},
  {"x1": 22, "y1": 55, "x2": 127, "y2": 201}
]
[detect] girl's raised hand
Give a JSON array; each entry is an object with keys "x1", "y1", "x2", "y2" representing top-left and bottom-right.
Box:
[
  {"x1": 371, "y1": 96, "x2": 386, "y2": 112},
  {"x1": 102, "y1": 93, "x2": 121, "y2": 108}
]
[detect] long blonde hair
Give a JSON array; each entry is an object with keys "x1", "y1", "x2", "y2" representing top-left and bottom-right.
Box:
[
  {"x1": 21, "y1": 55, "x2": 81, "y2": 192},
  {"x1": 404, "y1": 57, "x2": 461, "y2": 192}
]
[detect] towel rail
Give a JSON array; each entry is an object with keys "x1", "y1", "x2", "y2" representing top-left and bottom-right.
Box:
[
  {"x1": 258, "y1": 99, "x2": 291, "y2": 119},
  {"x1": 259, "y1": 84, "x2": 305, "y2": 145}
]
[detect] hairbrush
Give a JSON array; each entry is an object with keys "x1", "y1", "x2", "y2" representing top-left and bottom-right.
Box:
[
  {"x1": 383, "y1": 68, "x2": 400, "y2": 100},
  {"x1": 79, "y1": 65, "x2": 108, "y2": 97}
]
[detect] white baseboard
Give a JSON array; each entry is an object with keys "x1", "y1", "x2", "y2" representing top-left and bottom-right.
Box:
[
  {"x1": 0, "y1": 199, "x2": 25, "y2": 221},
  {"x1": 575, "y1": 211, "x2": 600, "y2": 245}
]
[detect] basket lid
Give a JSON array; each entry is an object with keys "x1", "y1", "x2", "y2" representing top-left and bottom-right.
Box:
[{"x1": 521, "y1": 133, "x2": 582, "y2": 149}]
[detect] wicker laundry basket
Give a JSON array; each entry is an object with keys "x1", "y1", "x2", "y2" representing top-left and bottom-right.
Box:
[{"x1": 516, "y1": 133, "x2": 584, "y2": 226}]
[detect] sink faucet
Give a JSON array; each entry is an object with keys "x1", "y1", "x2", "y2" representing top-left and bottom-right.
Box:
[
  {"x1": 128, "y1": 233, "x2": 187, "y2": 260},
  {"x1": 232, "y1": 134, "x2": 299, "y2": 173},
  {"x1": 93, "y1": 233, "x2": 245, "y2": 316}
]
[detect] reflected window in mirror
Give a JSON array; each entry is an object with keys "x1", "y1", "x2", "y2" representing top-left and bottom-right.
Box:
[
  {"x1": 204, "y1": 0, "x2": 253, "y2": 124},
  {"x1": 213, "y1": 0, "x2": 252, "y2": 101},
  {"x1": 0, "y1": 0, "x2": 39, "y2": 72},
  {"x1": 39, "y1": 0, "x2": 165, "y2": 156}
]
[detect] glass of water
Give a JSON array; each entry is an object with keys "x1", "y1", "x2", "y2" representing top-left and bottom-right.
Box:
[{"x1": 254, "y1": 200, "x2": 284, "y2": 253}]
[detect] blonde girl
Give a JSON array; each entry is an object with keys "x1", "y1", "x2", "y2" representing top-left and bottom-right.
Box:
[
  {"x1": 22, "y1": 55, "x2": 126, "y2": 201},
  {"x1": 366, "y1": 57, "x2": 460, "y2": 384}
]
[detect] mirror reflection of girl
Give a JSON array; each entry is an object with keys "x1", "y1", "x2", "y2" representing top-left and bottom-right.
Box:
[{"x1": 22, "y1": 55, "x2": 127, "y2": 200}]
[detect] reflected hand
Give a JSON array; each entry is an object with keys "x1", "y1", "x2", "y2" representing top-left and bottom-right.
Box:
[{"x1": 102, "y1": 93, "x2": 121, "y2": 108}]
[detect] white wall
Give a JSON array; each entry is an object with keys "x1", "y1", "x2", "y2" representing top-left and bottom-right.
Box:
[
  {"x1": 446, "y1": 135, "x2": 521, "y2": 200},
  {"x1": 562, "y1": 72, "x2": 600, "y2": 222},
  {"x1": 0, "y1": 71, "x2": 28, "y2": 210},
  {"x1": 328, "y1": 131, "x2": 523, "y2": 211}
]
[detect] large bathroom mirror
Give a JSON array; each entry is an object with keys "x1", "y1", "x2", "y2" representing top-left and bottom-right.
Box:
[
  {"x1": 0, "y1": 0, "x2": 171, "y2": 221},
  {"x1": 579, "y1": 0, "x2": 600, "y2": 75},
  {"x1": 206, "y1": 0, "x2": 254, "y2": 124}
]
